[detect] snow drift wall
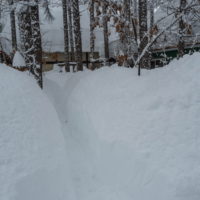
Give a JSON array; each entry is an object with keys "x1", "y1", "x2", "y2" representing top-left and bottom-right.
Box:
[
  {"x1": 65, "y1": 53, "x2": 200, "y2": 200},
  {"x1": 0, "y1": 65, "x2": 74, "y2": 200}
]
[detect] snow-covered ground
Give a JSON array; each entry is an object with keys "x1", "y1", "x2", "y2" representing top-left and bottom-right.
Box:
[
  {"x1": 0, "y1": 65, "x2": 74, "y2": 200},
  {"x1": 1, "y1": 53, "x2": 200, "y2": 200},
  {"x1": 44, "y1": 53, "x2": 200, "y2": 200}
]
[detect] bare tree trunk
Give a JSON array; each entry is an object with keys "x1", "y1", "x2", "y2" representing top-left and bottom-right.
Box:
[
  {"x1": 102, "y1": 3, "x2": 109, "y2": 62},
  {"x1": 68, "y1": 0, "x2": 75, "y2": 62},
  {"x1": 123, "y1": 0, "x2": 132, "y2": 67},
  {"x1": 148, "y1": 0, "x2": 154, "y2": 68},
  {"x1": 124, "y1": 0, "x2": 131, "y2": 22},
  {"x1": 133, "y1": 0, "x2": 138, "y2": 19},
  {"x1": 89, "y1": 0, "x2": 95, "y2": 61},
  {"x1": 132, "y1": 0, "x2": 138, "y2": 59},
  {"x1": 31, "y1": 0, "x2": 43, "y2": 88},
  {"x1": 62, "y1": 0, "x2": 70, "y2": 72},
  {"x1": 18, "y1": 2, "x2": 35, "y2": 73},
  {"x1": 150, "y1": 0, "x2": 154, "y2": 30},
  {"x1": 72, "y1": 0, "x2": 83, "y2": 71},
  {"x1": 18, "y1": 12, "x2": 25, "y2": 52},
  {"x1": 178, "y1": 0, "x2": 187, "y2": 58},
  {"x1": 138, "y1": 0, "x2": 150, "y2": 74},
  {"x1": 9, "y1": 0, "x2": 17, "y2": 52}
]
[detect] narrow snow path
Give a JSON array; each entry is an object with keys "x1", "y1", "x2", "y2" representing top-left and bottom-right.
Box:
[{"x1": 43, "y1": 70, "x2": 97, "y2": 200}]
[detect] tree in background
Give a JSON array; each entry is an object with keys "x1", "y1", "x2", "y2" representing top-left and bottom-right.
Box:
[
  {"x1": 2, "y1": 0, "x2": 200, "y2": 79},
  {"x1": 178, "y1": 0, "x2": 187, "y2": 58},
  {"x1": 149, "y1": 0, "x2": 155, "y2": 30},
  {"x1": 161, "y1": 0, "x2": 200, "y2": 58},
  {"x1": 89, "y1": 0, "x2": 95, "y2": 67},
  {"x1": 31, "y1": 0, "x2": 43, "y2": 88},
  {"x1": 8, "y1": 0, "x2": 17, "y2": 52},
  {"x1": 68, "y1": 0, "x2": 75, "y2": 62},
  {"x1": 62, "y1": 0, "x2": 70, "y2": 72},
  {"x1": 102, "y1": 2, "x2": 109, "y2": 62},
  {"x1": 138, "y1": 0, "x2": 150, "y2": 75},
  {"x1": 73, "y1": 0, "x2": 83, "y2": 71}
]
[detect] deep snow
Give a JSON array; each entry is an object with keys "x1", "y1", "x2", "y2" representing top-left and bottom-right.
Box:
[
  {"x1": 44, "y1": 53, "x2": 200, "y2": 200},
  {"x1": 1, "y1": 53, "x2": 200, "y2": 200},
  {"x1": 0, "y1": 65, "x2": 74, "y2": 200}
]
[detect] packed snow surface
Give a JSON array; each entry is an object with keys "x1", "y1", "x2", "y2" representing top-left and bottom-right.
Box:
[
  {"x1": 0, "y1": 65, "x2": 74, "y2": 200},
  {"x1": 44, "y1": 53, "x2": 200, "y2": 200}
]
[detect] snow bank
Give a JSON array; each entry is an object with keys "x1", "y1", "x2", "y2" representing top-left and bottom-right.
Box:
[
  {"x1": 0, "y1": 65, "x2": 74, "y2": 200},
  {"x1": 12, "y1": 51, "x2": 26, "y2": 68},
  {"x1": 63, "y1": 53, "x2": 200, "y2": 200}
]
